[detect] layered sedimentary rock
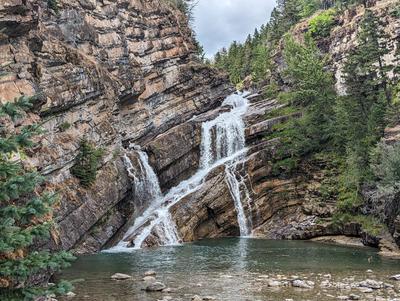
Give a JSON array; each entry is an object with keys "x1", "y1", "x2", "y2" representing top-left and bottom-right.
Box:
[
  {"x1": 2, "y1": 0, "x2": 399, "y2": 254},
  {"x1": 0, "y1": 0, "x2": 231, "y2": 253},
  {"x1": 161, "y1": 0, "x2": 400, "y2": 251}
]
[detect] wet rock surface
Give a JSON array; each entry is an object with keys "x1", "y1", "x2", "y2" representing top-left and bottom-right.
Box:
[
  {"x1": 2, "y1": 0, "x2": 400, "y2": 256},
  {"x1": 0, "y1": 0, "x2": 231, "y2": 253}
]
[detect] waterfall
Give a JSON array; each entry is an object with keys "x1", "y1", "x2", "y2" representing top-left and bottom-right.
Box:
[
  {"x1": 225, "y1": 165, "x2": 250, "y2": 236},
  {"x1": 122, "y1": 150, "x2": 162, "y2": 204},
  {"x1": 201, "y1": 93, "x2": 252, "y2": 236},
  {"x1": 200, "y1": 94, "x2": 248, "y2": 168},
  {"x1": 106, "y1": 92, "x2": 252, "y2": 252}
]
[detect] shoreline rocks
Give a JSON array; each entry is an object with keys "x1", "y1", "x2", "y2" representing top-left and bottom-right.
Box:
[
  {"x1": 110, "y1": 273, "x2": 132, "y2": 280},
  {"x1": 144, "y1": 282, "x2": 167, "y2": 292}
]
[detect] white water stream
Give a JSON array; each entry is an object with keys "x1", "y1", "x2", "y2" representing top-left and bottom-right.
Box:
[
  {"x1": 122, "y1": 150, "x2": 162, "y2": 205},
  {"x1": 107, "y1": 93, "x2": 253, "y2": 252}
]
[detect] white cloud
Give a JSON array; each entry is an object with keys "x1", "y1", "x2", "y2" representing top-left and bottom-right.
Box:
[{"x1": 192, "y1": 0, "x2": 277, "y2": 57}]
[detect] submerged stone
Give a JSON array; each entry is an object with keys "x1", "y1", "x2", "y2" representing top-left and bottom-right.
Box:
[
  {"x1": 111, "y1": 273, "x2": 132, "y2": 280},
  {"x1": 143, "y1": 276, "x2": 156, "y2": 283},
  {"x1": 145, "y1": 282, "x2": 167, "y2": 292},
  {"x1": 144, "y1": 270, "x2": 157, "y2": 277}
]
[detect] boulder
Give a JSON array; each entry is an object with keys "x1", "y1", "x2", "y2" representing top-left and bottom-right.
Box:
[
  {"x1": 358, "y1": 279, "x2": 383, "y2": 289},
  {"x1": 111, "y1": 273, "x2": 132, "y2": 280},
  {"x1": 144, "y1": 270, "x2": 157, "y2": 277},
  {"x1": 267, "y1": 280, "x2": 283, "y2": 287},
  {"x1": 142, "y1": 276, "x2": 156, "y2": 283},
  {"x1": 349, "y1": 294, "x2": 360, "y2": 300},
  {"x1": 65, "y1": 292, "x2": 76, "y2": 298},
  {"x1": 145, "y1": 282, "x2": 166, "y2": 292},
  {"x1": 292, "y1": 279, "x2": 315, "y2": 289}
]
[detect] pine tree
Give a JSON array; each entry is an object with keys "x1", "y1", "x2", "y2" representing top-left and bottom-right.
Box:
[
  {"x1": 0, "y1": 96, "x2": 74, "y2": 300},
  {"x1": 394, "y1": 39, "x2": 400, "y2": 80},
  {"x1": 345, "y1": 10, "x2": 393, "y2": 105},
  {"x1": 251, "y1": 44, "x2": 271, "y2": 83},
  {"x1": 71, "y1": 139, "x2": 104, "y2": 188},
  {"x1": 334, "y1": 10, "x2": 395, "y2": 205},
  {"x1": 281, "y1": 35, "x2": 336, "y2": 158}
]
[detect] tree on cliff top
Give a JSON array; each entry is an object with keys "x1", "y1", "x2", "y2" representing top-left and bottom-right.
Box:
[
  {"x1": 278, "y1": 35, "x2": 336, "y2": 159},
  {"x1": 0, "y1": 96, "x2": 74, "y2": 300},
  {"x1": 334, "y1": 9, "x2": 397, "y2": 210}
]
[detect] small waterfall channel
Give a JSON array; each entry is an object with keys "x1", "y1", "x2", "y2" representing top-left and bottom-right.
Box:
[{"x1": 107, "y1": 93, "x2": 253, "y2": 252}]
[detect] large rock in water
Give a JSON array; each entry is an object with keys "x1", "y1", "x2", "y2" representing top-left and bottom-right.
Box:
[
  {"x1": 111, "y1": 273, "x2": 132, "y2": 280},
  {"x1": 145, "y1": 282, "x2": 166, "y2": 292}
]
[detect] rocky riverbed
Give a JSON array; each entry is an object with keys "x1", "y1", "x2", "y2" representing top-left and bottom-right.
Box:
[
  {"x1": 60, "y1": 269, "x2": 400, "y2": 301},
  {"x1": 59, "y1": 238, "x2": 400, "y2": 301}
]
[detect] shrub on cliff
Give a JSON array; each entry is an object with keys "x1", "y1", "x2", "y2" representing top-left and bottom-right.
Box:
[
  {"x1": 0, "y1": 96, "x2": 74, "y2": 300},
  {"x1": 308, "y1": 9, "x2": 336, "y2": 38},
  {"x1": 71, "y1": 139, "x2": 104, "y2": 187},
  {"x1": 371, "y1": 142, "x2": 400, "y2": 187},
  {"x1": 47, "y1": 0, "x2": 59, "y2": 14}
]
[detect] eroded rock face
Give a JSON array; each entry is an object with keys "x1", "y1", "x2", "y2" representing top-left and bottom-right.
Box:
[
  {"x1": 159, "y1": 94, "x2": 311, "y2": 244},
  {"x1": 0, "y1": 0, "x2": 231, "y2": 253},
  {"x1": 2, "y1": 0, "x2": 399, "y2": 254}
]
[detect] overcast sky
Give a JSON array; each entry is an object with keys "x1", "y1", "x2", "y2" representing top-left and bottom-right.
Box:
[{"x1": 192, "y1": 0, "x2": 277, "y2": 58}]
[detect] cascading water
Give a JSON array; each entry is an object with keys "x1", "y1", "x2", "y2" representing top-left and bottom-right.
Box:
[
  {"x1": 122, "y1": 150, "x2": 162, "y2": 204},
  {"x1": 225, "y1": 163, "x2": 253, "y2": 236},
  {"x1": 200, "y1": 93, "x2": 248, "y2": 168},
  {"x1": 107, "y1": 92, "x2": 253, "y2": 252},
  {"x1": 200, "y1": 93, "x2": 253, "y2": 236},
  {"x1": 225, "y1": 165, "x2": 250, "y2": 236}
]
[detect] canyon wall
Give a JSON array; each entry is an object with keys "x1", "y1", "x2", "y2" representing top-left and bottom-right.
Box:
[
  {"x1": 0, "y1": 0, "x2": 232, "y2": 253},
  {"x1": 1, "y1": 0, "x2": 399, "y2": 254}
]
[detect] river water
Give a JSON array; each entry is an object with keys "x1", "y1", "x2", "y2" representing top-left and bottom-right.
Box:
[{"x1": 60, "y1": 238, "x2": 400, "y2": 301}]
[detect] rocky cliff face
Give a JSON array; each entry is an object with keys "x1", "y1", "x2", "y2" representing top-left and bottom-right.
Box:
[
  {"x1": 1, "y1": 0, "x2": 399, "y2": 255},
  {"x1": 0, "y1": 0, "x2": 232, "y2": 253},
  {"x1": 253, "y1": 0, "x2": 400, "y2": 253}
]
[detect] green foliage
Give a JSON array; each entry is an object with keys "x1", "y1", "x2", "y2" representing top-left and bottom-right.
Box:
[
  {"x1": 47, "y1": 0, "x2": 59, "y2": 13},
  {"x1": 272, "y1": 157, "x2": 298, "y2": 175},
  {"x1": 251, "y1": 44, "x2": 272, "y2": 83},
  {"x1": 299, "y1": 0, "x2": 320, "y2": 18},
  {"x1": 71, "y1": 139, "x2": 104, "y2": 187},
  {"x1": 332, "y1": 213, "x2": 385, "y2": 236},
  {"x1": 0, "y1": 96, "x2": 33, "y2": 121},
  {"x1": 265, "y1": 106, "x2": 298, "y2": 119},
  {"x1": 263, "y1": 34, "x2": 338, "y2": 177},
  {"x1": 212, "y1": 0, "x2": 340, "y2": 85},
  {"x1": 278, "y1": 35, "x2": 336, "y2": 160},
  {"x1": 335, "y1": 0, "x2": 375, "y2": 10},
  {"x1": 0, "y1": 96, "x2": 74, "y2": 300},
  {"x1": 333, "y1": 9, "x2": 397, "y2": 203},
  {"x1": 59, "y1": 122, "x2": 71, "y2": 132},
  {"x1": 213, "y1": 26, "x2": 272, "y2": 85},
  {"x1": 112, "y1": 148, "x2": 121, "y2": 160},
  {"x1": 371, "y1": 142, "x2": 400, "y2": 187},
  {"x1": 263, "y1": 83, "x2": 280, "y2": 100},
  {"x1": 308, "y1": 9, "x2": 336, "y2": 38},
  {"x1": 283, "y1": 35, "x2": 335, "y2": 107},
  {"x1": 390, "y1": 2, "x2": 400, "y2": 18},
  {"x1": 166, "y1": 0, "x2": 195, "y2": 17},
  {"x1": 313, "y1": 152, "x2": 342, "y2": 202}
]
